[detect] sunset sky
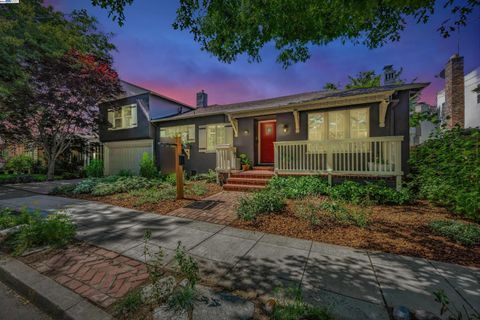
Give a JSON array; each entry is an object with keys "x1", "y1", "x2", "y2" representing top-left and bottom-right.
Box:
[{"x1": 45, "y1": 0, "x2": 479, "y2": 106}]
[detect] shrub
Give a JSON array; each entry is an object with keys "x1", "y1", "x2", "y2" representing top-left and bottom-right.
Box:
[
  {"x1": 409, "y1": 127, "x2": 480, "y2": 221},
  {"x1": 430, "y1": 220, "x2": 480, "y2": 246},
  {"x1": 237, "y1": 189, "x2": 286, "y2": 221},
  {"x1": 114, "y1": 290, "x2": 142, "y2": 318},
  {"x1": 85, "y1": 159, "x2": 103, "y2": 178},
  {"x1": 5, "y1": 155, "x2": 34, "y2": 174},
  {"x1": 328, "y1": 180, "x2": 412, "y2": 205},
  {"x1": 73, "y1": 178, "x2": 100, "y2": 194},
  {"x1": 91, "y1": 176, "x2": 162, "y2": 196},
  {"x1": 118, "y1": 169, "x2": 134, "y2": 177},
  {"x1": 0, "y1": 208, "x2": 31, "y2": 229},
  {"x1": 189, "y1": 169, "x2": 217, "y2": 183},
  {"x1": 50, "y1": 183, "x2": 77, "y2": 195},
  {"x1": 13, "y1": 213, "x2": 76, "y2": 255},
  {"x1": 164, "y1": 173, "x2": 177, "y2": 186},
  {"x1": 186, "y1": 182, "x2": 208, "y2": 196},
  {"x1": 267, "y1": 176, "x2": 329, "y2": 199},
  {"x1": 139, "y1": 152, "x2": 157, "y2": 179},
  {"x1": 168, "y1": 286, "x2": 196, "y2": 312}
]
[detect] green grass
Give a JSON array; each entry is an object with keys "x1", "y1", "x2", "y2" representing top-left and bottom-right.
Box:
[
  {"x1": 430, "y1": 220, "x2": 480, "y2": 246},
  {"x1": 167, "y1": 286, "x2": 196, "y2": 311},
  {"x1": 273, "y1": 287, "x2": 333, "y2": 320}
]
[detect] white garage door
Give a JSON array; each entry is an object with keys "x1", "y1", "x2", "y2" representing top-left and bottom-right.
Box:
[{"x1": 104, "y1": 139, "x2": 154, "y2": 175}]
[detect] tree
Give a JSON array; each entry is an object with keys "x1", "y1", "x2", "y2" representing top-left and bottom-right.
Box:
[
  {"x1": 323, "y1": 82, "x2": 339, "y2": 91},
  {"x1": 0, "y1": 1, "x2": 121, "y2": 179},
  {"x1": 169, "y1": 0, "x2": 479, "y2": 67},
  {"x1": 345, "y1": 71, "x2": 381, "y2": 89}
]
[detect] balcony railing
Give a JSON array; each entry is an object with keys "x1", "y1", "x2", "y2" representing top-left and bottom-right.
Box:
[
  {"x1": 215, "y1": 144, "x2": 237, "y2": 172},
  {"x1": 274, "y1": 136, "x2": 403, "y2": 178}
]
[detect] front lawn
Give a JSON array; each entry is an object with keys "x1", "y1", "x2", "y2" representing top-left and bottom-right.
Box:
[
  {"x1": 52, "y1": 174, "x2": 222, "y2": 215},
  {"x1": 231, "y1": 176, "x2": 480, "y2": 267}
]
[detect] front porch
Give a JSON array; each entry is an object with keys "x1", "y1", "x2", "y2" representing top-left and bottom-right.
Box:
[{"x1": 216, "y1": 135, "x2": 404, "y2": 190}]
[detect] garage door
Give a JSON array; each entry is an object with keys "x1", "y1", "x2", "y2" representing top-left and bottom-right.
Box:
[{"x1": 104, "y1": 139, "x2": 154, "y2": 175}]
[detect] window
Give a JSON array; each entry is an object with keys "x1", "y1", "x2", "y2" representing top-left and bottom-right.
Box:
[
  {"x1": 108, "y1": 104, "x2": 137, "y2": 130},
  {"x1": 206, "y1": 124, "x2": 228, "y2": 151},
  {"x1": 308, "y1": 108, "x2": 369, "y2": 141},
  {"x1": 159, "y1": 125, "x2": 195, "y2": 143},
  {"x1": 198, "y1": 123, "x2": 233, "y2": 152}
]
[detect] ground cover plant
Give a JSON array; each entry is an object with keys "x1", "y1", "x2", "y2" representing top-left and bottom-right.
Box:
[
  {"x1": 0, "y1": 173, "x2": 60, "y2": 184},
  {"x1": 430, "y1": 220, "x2": 480, "y2": 246},
  {"x1": 409, "y1": 127, "x2": 480, "y2": 221}
]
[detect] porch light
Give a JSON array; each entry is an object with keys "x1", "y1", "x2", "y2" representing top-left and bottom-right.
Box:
[
  {"x1": 282, "y1": 124, "x2": 289, "y2": 133},
  {"x1": 243, "y1": 129, "x2": 249, "y2": 135}
]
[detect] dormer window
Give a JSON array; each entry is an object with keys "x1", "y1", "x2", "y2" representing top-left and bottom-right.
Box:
[{"x1": 108, "y1": 104, "x2": 137, "y2": 130}]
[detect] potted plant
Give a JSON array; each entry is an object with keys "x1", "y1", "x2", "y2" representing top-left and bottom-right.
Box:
[{"x1": 239, "y1": 153, "x2": 251, "y2": 171}]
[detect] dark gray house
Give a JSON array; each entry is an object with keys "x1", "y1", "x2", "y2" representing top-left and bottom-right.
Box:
[
  {"x1": 100, "y1": 80, "x2": 428, "y2": 190},
  {"x1": 99, "y1": 81, "x2": 193, "y2": 175}
]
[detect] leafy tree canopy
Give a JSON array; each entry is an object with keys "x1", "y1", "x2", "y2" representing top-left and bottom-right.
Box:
[{"x1": 345, "y1": 71, "x2": 382, "y2": 89}]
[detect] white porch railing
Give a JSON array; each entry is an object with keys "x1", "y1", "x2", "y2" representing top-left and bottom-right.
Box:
[
  {"x1": 216, "y1": 144, "x2": 237, "y2": 172},
  {"x1": 274, "y1": 136, "x2": 403, "y2": 178}
]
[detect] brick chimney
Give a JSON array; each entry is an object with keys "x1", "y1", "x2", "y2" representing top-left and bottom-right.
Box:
[
  {"x1": 444, "y1": 54, "x2": 465, "y2": 128},
  {"x1": 196, "y1": 90, "x2": 208, "y2": 108}
]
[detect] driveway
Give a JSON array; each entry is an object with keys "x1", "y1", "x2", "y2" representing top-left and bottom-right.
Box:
[{"x1": 0, "y1": 185, "x2": 478, "y2": 320}]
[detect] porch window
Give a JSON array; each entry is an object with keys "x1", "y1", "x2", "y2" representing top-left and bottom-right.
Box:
[
  {"x1": 308, "y1": 108, "x2": 369, "y2": 141},
  {"x1": 159, "y1": 125, "x2": 195, "y2": 143},
  {"x1": 108, "y1": 104, "x2": 137, "y2": 130}
]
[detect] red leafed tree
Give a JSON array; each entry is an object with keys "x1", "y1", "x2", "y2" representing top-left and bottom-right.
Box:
[{"x1": 5, "y1": 50, "x2": 122, "y2": 179}]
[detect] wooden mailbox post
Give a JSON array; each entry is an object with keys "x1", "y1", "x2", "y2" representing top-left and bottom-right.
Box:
[{"x1": 175, "y1": 136, "x2": 184, "y2": 199}]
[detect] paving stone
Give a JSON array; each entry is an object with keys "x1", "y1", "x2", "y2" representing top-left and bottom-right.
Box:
[
  {"x1": 218, "y1": 227, "x2": 264, "y2": 241},
  {"x1": 260, "y1": 233, "x2": 312, "y2": 251},
  {"x1": 153, "y1": 305, "x2": 188, "y2": 320},
  {"x1": 192, "y1": 285, "x2": 255, "y2": 320},
  {"x1": 149, "y1": 226, "x2": 214, "y2": 250},
  {"x1": 302, "y1": 250, "x2": 383, "y2": 304},
  {"x1": 189, "y1": 233, "x2": 256, "y2": 264}
]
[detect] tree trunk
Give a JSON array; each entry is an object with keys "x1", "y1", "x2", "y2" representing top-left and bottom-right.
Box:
[{"x1": 46, "y1": 157, "x2": 56, "y2": 180}]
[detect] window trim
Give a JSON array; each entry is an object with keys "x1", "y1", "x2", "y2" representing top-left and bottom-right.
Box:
[
  {"x1": 108, "y1": 104, "x2": 138, "y2": 131},
  {"x1": 308, "y1": 107, "x2": 370, "y2": 141}
]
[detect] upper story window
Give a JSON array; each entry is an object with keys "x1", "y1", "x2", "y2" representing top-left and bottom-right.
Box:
[
  {"x1": 108, "y1": 104, "x2": 137, "y2": 130},
  {"x1": 159, "y1": 125, "x2": 195, "y2": 143},
  {"x1": 308, "y1": 107, "x2": 369, "y2": 141}
]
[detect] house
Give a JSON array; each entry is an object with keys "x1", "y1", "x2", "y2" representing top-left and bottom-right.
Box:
[
  {"x1": 100, "y1": 79, "x2": 428, "y2": 190},
  {"x1": 99, "y1": 81, "x2": 194, "y2": 175},
  {"x1": 436, "y1": 55, "x2": 480, "y2": 129}
]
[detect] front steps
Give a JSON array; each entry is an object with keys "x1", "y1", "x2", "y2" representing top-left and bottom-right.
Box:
[{"x1": 223, "y1": 166, "x2": 274, "y2": 192}]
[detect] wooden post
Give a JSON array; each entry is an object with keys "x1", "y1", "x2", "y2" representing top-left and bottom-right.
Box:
[{"x1": 175, "y1": 136, "x2": 184, "y2": 200}]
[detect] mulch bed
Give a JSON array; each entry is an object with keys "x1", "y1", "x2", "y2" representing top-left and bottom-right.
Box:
[
  {"x1": 74, "y1": 182, "x2": 223, "y2": 216},
  {"x1": 231, "y1": 198, "x2": 480, "y2": 268}
]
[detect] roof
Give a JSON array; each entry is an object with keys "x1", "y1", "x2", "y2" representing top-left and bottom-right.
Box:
[
  {"x1": 117, "y1": 80, "x2": 195, "y2": 110},
  {"x1": 152, "y1": 82, "x2": 429, "y2": 122}
]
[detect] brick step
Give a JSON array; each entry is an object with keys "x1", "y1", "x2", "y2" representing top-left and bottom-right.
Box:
[
  {"x1": 223, "y1": 183, "x2": 266, "y2": 192},
  {"x1": 230, "y1": 172, "x2": 275, "y2": 179},
  {"x1": 253, "y1": 166, "x2": 274, "y2": 171},
  {"x1": 226, "y1": 177, "x2": 269, "y2": 186}
]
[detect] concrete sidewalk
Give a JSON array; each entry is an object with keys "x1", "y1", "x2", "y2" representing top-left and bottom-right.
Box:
[{"x1": 0, "y1": 186, "x2": 478, "y2": 320}]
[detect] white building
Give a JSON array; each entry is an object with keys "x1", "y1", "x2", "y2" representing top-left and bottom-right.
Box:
[{"x1": 437, "y1": 66, "x2": 480, "y2": 128}]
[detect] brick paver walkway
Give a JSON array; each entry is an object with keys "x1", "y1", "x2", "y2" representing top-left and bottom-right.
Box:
[
  {"x1": 167, "y1": 191, "x2": 244, "y2": 225},
  {"x1": 29, "y1": 244, "x2": 148, "y2": 308}
]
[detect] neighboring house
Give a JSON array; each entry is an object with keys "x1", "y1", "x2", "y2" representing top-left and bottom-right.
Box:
[
  {"x1": 410, "y1": 103, "x2": 438, "y2": 146},
  {"x1": 99, "y1": 80, "x2": 194, "y2": 175},
  {"x1": 436, "y1": 55, "x2": 480, "y2": 128}
]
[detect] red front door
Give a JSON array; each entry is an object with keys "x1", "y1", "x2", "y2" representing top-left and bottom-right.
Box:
[{"x1": 259, "y1": 121, "x2": 276, "y2": 163}]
